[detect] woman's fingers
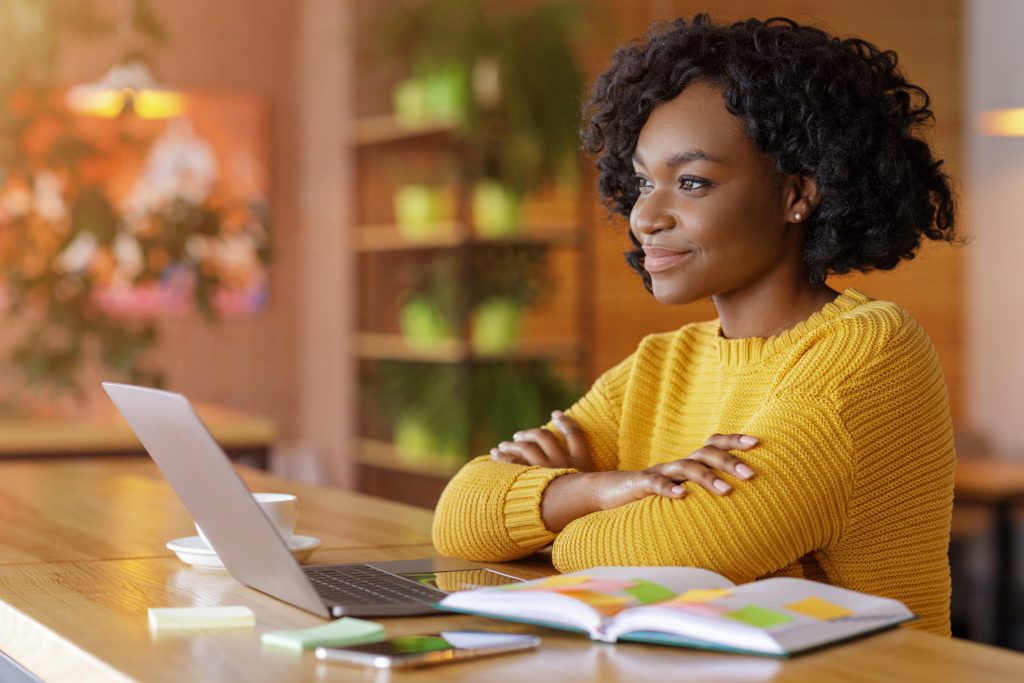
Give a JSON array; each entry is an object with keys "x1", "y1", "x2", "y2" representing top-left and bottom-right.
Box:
[
  {"x1": 632, "y1": 471, "x2": 687, "y2": 500},
  {"x1": 649, "y1": 435, "x2": 759, "y2": 496},
  {"x1": 551, "y1": 410, "x2": 596, "y2": 472},
  {"x1": 700, "y1": 434, "x2": 758, "y2": 479},
  {"x1": 491, "y1": 439, "x2": 552, "y2": 467},
  {"x1": 488, "y1": 412, "x2": 596, "y2": 471},
  {"x1": 649, "y1": 458, "x2": 729, "y2": 495},
  {"x1": 513, "y1": 427, "x2": 567, "y2": 465},
  {"x1": 490, "y1": 449, "x2": 527, "y2": 466}
]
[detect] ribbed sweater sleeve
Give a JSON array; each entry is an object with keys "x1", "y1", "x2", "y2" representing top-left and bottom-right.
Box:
[
  {"x1": 830, "y1": 316, "x2": 955, "y2": 635},
  {"x1": 551, "y1": 396, "x2": 854, "y2": 583},
  {"x1": 431, "y1": 355, "x2": 634, "y2": 561}
]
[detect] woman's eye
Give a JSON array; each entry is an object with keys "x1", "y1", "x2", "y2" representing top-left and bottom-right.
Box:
[
  {"x1": 635, "y1": 175, "x2": 653, "y2": 190},
  {"x1": 679, "y1": 177, "x2": 710, "y2": 191}
]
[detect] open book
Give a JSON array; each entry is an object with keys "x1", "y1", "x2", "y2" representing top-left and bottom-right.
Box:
[{"x1": 438, "y1": 566, "x2": 915, "y2": 656}]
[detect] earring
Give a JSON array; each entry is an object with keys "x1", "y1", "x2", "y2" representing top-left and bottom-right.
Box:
[{"x1": 794, "y1": 212, "x2": 803, "y2": 221}]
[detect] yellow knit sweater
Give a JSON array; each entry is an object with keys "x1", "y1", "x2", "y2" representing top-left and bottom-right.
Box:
[{"x1": 432, "y1": 289, "x2": 955, "y2": 635}]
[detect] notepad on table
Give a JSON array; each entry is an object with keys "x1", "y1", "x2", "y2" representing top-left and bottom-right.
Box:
[
  {"x1": 148, "y1": 606, "x2": 256, "y2": 631},
  {"x1": 437, "y1": 567, "x2": 915, "y2": 657},
  {"x1": 261, "y1": 617, "x2": 385, "y2": 651}
]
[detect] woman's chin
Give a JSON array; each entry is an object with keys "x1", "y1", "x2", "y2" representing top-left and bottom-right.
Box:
[{"x1": 650, "y1": 282, "x2": 703, "y2": 307}]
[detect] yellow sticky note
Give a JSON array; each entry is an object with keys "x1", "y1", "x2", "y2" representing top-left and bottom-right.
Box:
[
  {"x1": 785, "y1": 596, "x2": 854, "y2": 621},
  {"x1": 537, "y1": 575, "x2": 592, "y2": 589},
  {"x1": 148, "y1": 606, "x2": 255, "y2": 631},
  {"x1": 567, "y1": 590, "x2": 633, "y2": 608},
  {"x1": 670, "y1": 588, "x2": 732, "y2": 603}
]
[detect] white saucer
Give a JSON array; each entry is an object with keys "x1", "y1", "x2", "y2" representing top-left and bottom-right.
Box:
[{"x1": 166, "y1": 535, "x2": 322, "y2": 570}]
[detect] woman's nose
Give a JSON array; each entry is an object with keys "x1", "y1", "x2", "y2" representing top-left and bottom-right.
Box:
[{"x1": 631, "y1": 195, "x2": 676, "y2": 236}]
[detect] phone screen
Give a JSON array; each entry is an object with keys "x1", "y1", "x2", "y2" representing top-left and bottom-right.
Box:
[
  {"x1": 317, "y1": 630, "x2": 544, "y2": 667},
  {"x1": 351, "y1": 635, "x2": 456, "y2": 656}
]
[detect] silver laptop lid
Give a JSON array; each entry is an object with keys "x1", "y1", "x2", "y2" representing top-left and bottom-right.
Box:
[{"x1": 102, "y1": 382, "x2": 330, "y2": 618}]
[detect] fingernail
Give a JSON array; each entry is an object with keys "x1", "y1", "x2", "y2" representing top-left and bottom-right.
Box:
[
  {"x1": 490, "y1": 449, "x2": 500, "y2": 458},
  {"x1": 671, "y1": 485, "x2": 685, "y2": 496},
  {"x1": 739, "y1": 435, "x2": 758, "y2": 445},
  {"x1": 513, "y1": 432, "x2": 523, "y2": 441},
  {"x1": 552, "y1": 411, "x2": 565, "y2": 422},
  {"x1": 713, "y1": 479, "x2": 732, "y2": 493},
  {"x1": 736, "y1": 463, "x2": 755, "y2": 479}
]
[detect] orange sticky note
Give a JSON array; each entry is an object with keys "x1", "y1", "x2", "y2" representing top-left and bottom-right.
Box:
[
  {"x1": 566, "y1": 591, "x2": 633, "y2": 608},
  {"x1": 669, "y1": 588, "x2": 732, "y2": 603},
  {"x1": 537, "y1": 575, "x2": 592, "y2": 589},
  {"x1": 785, "y1": 596, "x2": 853, "y2": 621}
]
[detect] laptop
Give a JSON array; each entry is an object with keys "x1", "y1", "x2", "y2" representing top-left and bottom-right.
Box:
[{"x1": 102, "y1": 382, "x2": 522, "y2": 618}]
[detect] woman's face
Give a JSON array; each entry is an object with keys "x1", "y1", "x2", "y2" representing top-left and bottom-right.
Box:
[{"x1": 630, "y1": 81, "x2": 802, "y2": 306}]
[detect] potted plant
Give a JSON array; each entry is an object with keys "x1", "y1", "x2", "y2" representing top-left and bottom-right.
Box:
[
  {"x1": 396, "y1": 244, "x2": 551, "y2": 354},
  {"x1": 383, "y1": 0, "x2": 585, "y2": 234},
  {"x1": 373, "y1": 360, "x2": 578, "y2": 469}
]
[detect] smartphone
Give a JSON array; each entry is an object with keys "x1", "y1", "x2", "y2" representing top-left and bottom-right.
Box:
[{"x1": 314, "y1": 631, "x2": 541, "y2": 669}]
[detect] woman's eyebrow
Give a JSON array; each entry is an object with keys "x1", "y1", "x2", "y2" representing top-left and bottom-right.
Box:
[{"x1": 633, "y1": 149, "x2": 726, "y2": 167}]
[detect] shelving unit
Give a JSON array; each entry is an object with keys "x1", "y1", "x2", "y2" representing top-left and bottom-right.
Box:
[
  {"x1": 350, "y1": 110, "x2": 590, "y2": 507},
  {"x1": 349, "y1": 5, "x2": 591, "y2": 507},
  {"x1": 348, "y1": 111, "x2": 589, "y2": 507}
]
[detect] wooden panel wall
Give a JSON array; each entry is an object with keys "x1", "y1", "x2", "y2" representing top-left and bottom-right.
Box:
[{"x1": 581, "y1": 0, "x2": 965, "y2": 421}]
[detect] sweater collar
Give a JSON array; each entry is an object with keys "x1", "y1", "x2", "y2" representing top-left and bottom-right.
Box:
[{"x1": 713, "y1": 288, "x2": 871, "y2": 368}]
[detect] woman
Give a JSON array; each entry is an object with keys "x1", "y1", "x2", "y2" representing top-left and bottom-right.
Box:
[{"x1": 432, "y1": 15, "x2": 958, "y2": 636}]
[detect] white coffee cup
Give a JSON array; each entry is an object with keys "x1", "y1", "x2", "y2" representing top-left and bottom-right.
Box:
[{"x1": 195, "y1": 492, "x2": 298, "y2": 547}]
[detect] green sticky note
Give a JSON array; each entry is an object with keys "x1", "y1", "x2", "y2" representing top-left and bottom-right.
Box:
[
  {"x1": 726, "y1": 605, "x2": 794, "y2": 629},
  {"x1": 623, "y1": 579, "x2": 676, "y2": 605},
  {"x1": 261, "y1": 617, "x2": 385, "y2": 652}
]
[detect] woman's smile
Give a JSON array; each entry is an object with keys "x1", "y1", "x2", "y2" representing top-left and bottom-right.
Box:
[{"x1": 642, "y1": 247, "x2": 693, "y2": 273}]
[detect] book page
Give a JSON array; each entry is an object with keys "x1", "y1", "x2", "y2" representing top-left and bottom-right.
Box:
[
  {"x1": 438, "y1": 566, "x2": 734, "y2": 636},
  {"x1": 602, "y1": 576, "x2": 913, "y2": 654}
]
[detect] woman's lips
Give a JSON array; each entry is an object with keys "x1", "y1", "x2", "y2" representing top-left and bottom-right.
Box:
[{"x1": 643, "y1": 247, "x2": 693, "y2": 273}]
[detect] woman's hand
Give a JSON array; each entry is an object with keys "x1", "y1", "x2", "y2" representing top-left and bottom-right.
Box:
[
  {"x1": 538, "y1": 433, "x2": 759, "y2": 532},
  {"x1": 489, "y1": 411, "x2": 596, "y2": 472},
  {"x1": 593, "y1": 433, "x2": 758, "y2": 510}
]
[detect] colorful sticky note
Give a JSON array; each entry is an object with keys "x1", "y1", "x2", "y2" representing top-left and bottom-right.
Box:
[
  {"x1": 564, "y1": 590, "x2": 633, "y2": 609},
  {"x1": 563, "y1": 579, "x2": 637, "y2": 594},
  {"x1": 261, "y1": 617, "x2": 385, "y2": 651},
  {"x1": 536, "y1": 575, "x2": 593, "y2": 589},
  {"x1": 785, "y1": 596, "x2": 854, "y2": 621},
  {"x1": 623, "y1": 579, "x2": 676, "y2": 605},
  {"x1": 669, "y1": 588, "x2": 732, "y2": 603},
  {"x1": 726, "y1": 605, "x2": 794, "y2": 629},
  {"x1": 505, "y1": 575, "x2": 592, "y2": 591},
  {"x1": 148, "y1": 606, "x2": 255, "y2": 631},
  {"x1": 658, "y1": 602, "x2": 728, "y2": 618}
]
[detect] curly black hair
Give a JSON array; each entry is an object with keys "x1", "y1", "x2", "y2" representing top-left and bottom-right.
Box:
[{"x1": 581, "y1": 14, "x2": 958, "y2": 289}]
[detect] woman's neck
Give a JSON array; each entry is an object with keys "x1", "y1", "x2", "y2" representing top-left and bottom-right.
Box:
[{"x1": 713, "y1": 277, "x2": 840, "y2": 340}]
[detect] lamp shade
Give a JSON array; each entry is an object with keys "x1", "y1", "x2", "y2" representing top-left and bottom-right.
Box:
[
  {"x1": 66, "y1": 61, "x2": 184, "y2": 119},
  {"x1": 976, "y1": 108, "x2": 1024, "y2": 137}
]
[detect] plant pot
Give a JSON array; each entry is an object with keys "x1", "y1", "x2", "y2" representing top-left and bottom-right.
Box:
[
  {"x1": 394, "y1": 185, "x2": 453, "y2": 240},
  {"x1": 393, "y1": 413, "x2": 463, "y2": 466},
  {"x1": 399, "y1": 296, "x2": 454, "y2": 351},
  {"x1": 472, "y1": 180, "x2": 521, "y2": 237},
  {"x1": 471, "y1": 297, "x2": 523, "y2": 354},
  {"x1": 392, "y1": 64, "x2": 468, "y2": 127}
]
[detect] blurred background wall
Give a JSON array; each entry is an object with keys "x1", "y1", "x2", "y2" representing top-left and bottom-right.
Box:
[
  {"x1": 965, "y1": 0, "x2": 1024, "y2": 456},
  {"x1": 14, "y1": 0, "x2": 357, "y2": 484},
  {"x1": 0, "y1": 0, "x2": 969, "y2": 480}
]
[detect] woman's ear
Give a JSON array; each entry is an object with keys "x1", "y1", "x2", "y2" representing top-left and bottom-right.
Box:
[{"x1": 785, "y1": 175, "x2": 820, "y2": 223}]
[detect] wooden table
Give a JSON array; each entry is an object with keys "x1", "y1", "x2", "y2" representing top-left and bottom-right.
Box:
[
  {"x1": 1, "y1": 460, "x2": 1023, "y2": 682},
  {"x1": 954, "y1": 455, "x2": 1024, "y2": 647},
  {"x1": 0, "y1": 403, "x2": 277, "y2": 469}
]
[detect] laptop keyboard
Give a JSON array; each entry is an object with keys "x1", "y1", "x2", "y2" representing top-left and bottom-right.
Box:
[{"x1": 303, "y1": 565, "x2": 444, "y2": 606}]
